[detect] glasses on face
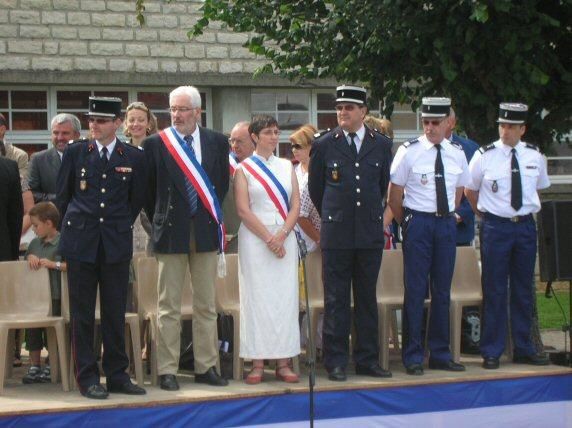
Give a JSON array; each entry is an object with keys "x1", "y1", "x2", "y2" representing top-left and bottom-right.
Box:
[
  {"x1": 229, "y1": 138, "x2": 248, "y2": 145},
  {"x1": 88, "y1": 117, "x2": 113, "y2": 124},
  {"x1": 336, "y1": 104, "x2": 358, "y2": 112},
  {"x1": 291, "y1": 143, "x2": 305, "y2": 150},
  {"x1": 422, "y1": 119, "x2": 444, "y2": 126},
  {"x1": 260, "y1": 129, "x2": 280, "y2": 137},
  {"x1": 169, "y1": 107, "x2": 194, "y2": 113}
]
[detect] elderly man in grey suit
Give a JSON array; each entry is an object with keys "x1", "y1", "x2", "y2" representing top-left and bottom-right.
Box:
[{"x1": 28, "y1": 113, "x2": 81, "y2": 203}]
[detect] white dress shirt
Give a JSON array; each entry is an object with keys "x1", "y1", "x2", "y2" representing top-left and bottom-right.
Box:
[
  {"x1": 95, "y1": 139, "x2": 117, "y2": 160},
  {"x1": 466, "y1": 140, "x2": 550, "y2": 217},
  {"x1": 390, "y1": 135, "x2": 470, "y2": 213},
  {"x1": 174, "y1": 126, "x2": 202, "y2": 164}
]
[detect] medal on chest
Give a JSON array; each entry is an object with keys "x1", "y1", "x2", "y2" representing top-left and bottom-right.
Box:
[
  {"x1": 80, "y1": 168, "x2": 87, "y2": 191},
  {"x1": 421, "y1": 174, "x2": 428, "y2": 185},
  {"x1": 331, "y1": 163, "x2": 339, "y2": 182},
  {"x1": 492, "y1": 180, "x2": 498, "y2": 193}
]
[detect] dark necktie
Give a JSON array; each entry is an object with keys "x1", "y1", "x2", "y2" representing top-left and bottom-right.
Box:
[
  {"x1": 348, "y1": 132, "x2": 358, "y2": 158},
  {"x1": 184, "y1": 135, "x2": 198, "y2": 216},
  {"x1": 100, "y1": 146, "x2": 108, "y2": 167},
  {"x1": 435, "y1": 144, "x2": 449, "y2": 216},
  {"x1": 511, "y1": 148, "x2": 523, "y2": 211}
]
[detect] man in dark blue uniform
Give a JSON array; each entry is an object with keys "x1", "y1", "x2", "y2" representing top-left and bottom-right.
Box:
[
  {"x1": 388, "y1": 97, "x2": 470, "y2": 375},
  {"x1": 465, "y1": 103, "x2": 550, "y2": 369},
  {"x1": 309, "y1": 85, "x2": 393, "y2": 381},
  {"x1": 57, "y1": 97, "x2": 147, "y2": 399}
]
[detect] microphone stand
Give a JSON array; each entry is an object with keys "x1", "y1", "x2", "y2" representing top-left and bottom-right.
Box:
[{"x1": 296, "y1": 233, "x2": 315, "y2": 428}]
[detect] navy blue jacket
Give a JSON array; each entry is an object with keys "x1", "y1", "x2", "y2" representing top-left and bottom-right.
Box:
[
  {"x1": 309, "y1": 126, "x2": 392, "y2": 249},
  {"x1": 56, "y1": 139, "x2": 147, "y2": 263},
  {"x1": 143, "y1": 127, "x2": 229, "y2": 254},
  {"x1": 451, "y1": 133, "x2": 479, "y2": 244}
]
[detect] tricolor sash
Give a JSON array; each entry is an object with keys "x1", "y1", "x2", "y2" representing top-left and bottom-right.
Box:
[
  {"x1": 229, "y1": 152, "x2": 239, "y2": 176},
  {"x1": 241, "y1": 155, "x2": 290, "y2": 221},
  {"x1": 159, "y1": 127, "x2": 226, "y2": 276}
]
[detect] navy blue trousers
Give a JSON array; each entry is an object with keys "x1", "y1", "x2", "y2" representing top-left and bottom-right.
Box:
[
  {"x1": 322, "y1": 248, "x2": 382, "y2": 370},
  {"x1": 480, "y1": 214, "x2": 537, "y2": 359},
  {"x1": 402, "y1": 211, "x2": 456, "y2": 367},
  {"x1": 68, "y1": 241, "x2": 130, "y2": 392}
]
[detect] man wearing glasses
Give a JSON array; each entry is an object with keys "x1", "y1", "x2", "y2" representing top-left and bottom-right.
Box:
[
  {"x1": 388, "y1": 97, "x2": 469, "y2": 376},
  {"x1": 57, "y1": 97, "x2": 147, "y2": 398},
  {"x1": 309, "y1": 85, "x2": 393, "y2": 381},
  {"x1": 223, "y1": 121, "x2": 254, "y2": 253},
  {"x1": 143, "y1": 86, "x2": 229, "y2": 390}
]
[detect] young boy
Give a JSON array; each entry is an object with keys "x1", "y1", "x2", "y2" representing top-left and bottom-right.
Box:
[{"x1": 23, "y1": 202, "x2": 66, "y2": 384}]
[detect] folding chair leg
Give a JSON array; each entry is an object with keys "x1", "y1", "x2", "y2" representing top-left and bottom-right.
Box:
[
  {"x1": 391, "y1": 311, "x2": 401, "y2": 352},
  {"x1": 232, "y1": 314, "x2": 242, "y2": 381},
  {"x1": 0, "y1": 328, "x2": 8, "y2": 395},
  {"x1": 5, "y1": 330, "x2": 15, "y2": 380},
  {"x1": 127, "y1": 319, "x2": 144, "y2": 386},
  {"x1": 46, "y1": 328, "x2": 59, "y2": 385},
  {"x1": 55, "y1": 324, "x2": 70, "y2": 391},
  {"x1": 450, "y1": 304, "x2": 463, "y2": 363},
  {"x1": 149, "y1": 318, "x2": 158, "y2": 386},
  {"x1": 379, "y1": 306, "x2": 392, "y2": 371}
]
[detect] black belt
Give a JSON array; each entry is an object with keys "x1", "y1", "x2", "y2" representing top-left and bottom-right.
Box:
[
  {"x1": 405, "y1": 209, "x2": 455, "y2": 218},
  {"x1": 484, "y1": 212, "x2": 533, "y2": 223}
]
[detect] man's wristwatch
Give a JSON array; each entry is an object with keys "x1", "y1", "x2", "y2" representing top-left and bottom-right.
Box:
[{"x1": 55, "y1": 261, "x2": 61, "y2": 271}]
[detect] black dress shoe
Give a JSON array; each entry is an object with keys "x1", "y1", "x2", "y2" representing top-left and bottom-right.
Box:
[
  {"x1": 405, "y1": 364, "x2": 424, "y2": 376},
  {"x1": 107, "y1": 380, "x2": 147, "y2": 395},
  {"x1": 160, "y1": 374, "x2": 180, "y2": 391},
  {"x1": 513, "y1": 353, "x2": 550, "y2": 366},
  {"x1": 482, "y1": 357, "x2": 500, "y2": 369},
  {"x1": 428, "y1": 359, "x2": 466, "y2": 372},
  {"x1": 195, "y1": 367, "x2": 229, "y2": 386},
  {"x1": 355, "y1": 364, "x2": 392, "y2": 378},
  {"x1": 82, "y1": 384, "x2": 109, "y2": 400},
  {"x1": 327, "y1": 366, "x2": 347, "y2": 382}
]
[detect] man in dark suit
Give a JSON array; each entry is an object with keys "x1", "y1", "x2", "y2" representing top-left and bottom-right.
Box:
[
  {"x1": 57, "y1": 97, "x2": 147, "y2": 399},
  {"x1": 28, "y1": 113, "x2": 81, "y2": 203},
  {"x1": 0, "y1": 157, "x2": 23, "y2": 261},
  {"x1": 309, "y1": 85, "x2": 393, "y2": 381},
  {"x1": 446, "y1": 108, "x2": 479, "y2": 246},
  {"x1": 143, "y1": 85, "x2": 229, "y2": 390}
]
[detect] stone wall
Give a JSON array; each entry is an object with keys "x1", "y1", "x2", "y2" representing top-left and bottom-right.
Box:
[{"x1": 0, "y1": 0, "x2": 305, "y2": 87}]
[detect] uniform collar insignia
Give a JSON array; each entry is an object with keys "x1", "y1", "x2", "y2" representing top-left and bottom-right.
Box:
[
  {"x1": 88, "y1": 143, "x2": 95, "y2": 152},
  {"x1": 117, "y1": 145, "x2": 124, "y2": 156}
]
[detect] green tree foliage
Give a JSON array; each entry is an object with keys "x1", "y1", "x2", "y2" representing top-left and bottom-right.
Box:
[{"x1": 138, "y1": 0, "x2": 571, "y2": 150}]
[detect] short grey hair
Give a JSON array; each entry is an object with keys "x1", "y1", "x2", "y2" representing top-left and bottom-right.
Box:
[
  {"x1": 170, "y1": 86, "x2": 202, "y2": 109},
  {"x1": 51, "y1": 113, "x2": 81, "y2": 133}
]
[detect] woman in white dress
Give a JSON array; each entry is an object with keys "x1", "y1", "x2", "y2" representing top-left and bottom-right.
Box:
[{"x1": 234, "y1": 115, "x2": 301, "y2": 384}]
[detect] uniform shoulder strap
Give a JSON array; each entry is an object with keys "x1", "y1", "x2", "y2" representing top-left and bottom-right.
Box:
[
  {"x1": 524, "y1": 142, "x2": 540, "y2": 152},
  {"x1": 402, "y1": 138, "x2": 419, "y2": 148},
  {"x1": 478, "y1": 143, "x2": 496, "y2": 154}
]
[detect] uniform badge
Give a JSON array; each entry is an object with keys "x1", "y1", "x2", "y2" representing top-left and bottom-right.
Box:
[
  {"x1": 115, "y1": 167, "x2": 132, "y2": 173},
  {"x1": 331, "y1": 162, "x2": 339, "y2": 182},
  {"x1": 421, "y1": 174, "x2": 428, "y2": 185},
  {"x1": 80, "y1": 180, "x2": 87, "y2": 191},
  {"x1": 492, "y1": 180, "x2": 498, "y2": 193}
]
